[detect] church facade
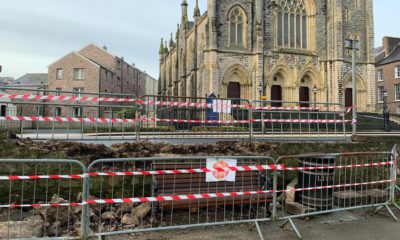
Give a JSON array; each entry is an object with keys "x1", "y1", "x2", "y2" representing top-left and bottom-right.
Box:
[{"x1": 159, "y1": 0, "x2": 375, "y2": 111}]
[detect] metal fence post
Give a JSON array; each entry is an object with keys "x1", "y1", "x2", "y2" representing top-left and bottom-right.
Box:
[
  {"x1": 390, "y1": 145, "x2": 398, "y2": 204},
  {"x1": 81, "y1": 173, "x2": 90, "y2": 240},
  {"x1": 272, "y1": 169, "x2": 278, "y2": 222},
  {"x1": 249, "y1": 105, "x2": 253, "y2": 141}
]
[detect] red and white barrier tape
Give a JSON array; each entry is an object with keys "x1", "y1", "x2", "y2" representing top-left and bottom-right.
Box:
[
  {"x1": 0, "y1": 93, "x2": 142, "y2": 104},
  {"x1": 143, "y1": 117, "x2": 251, "y2": 124},
  {"x1": 282, "y1": 161, "x2": 394, "y2": 171},
  {"x1": 0, "y1": 202, "x2": 84, "y2": 208},
  {"x1": 0, "y1": 161, "x2": 392, "y2": 181},
  {"x1": 0, "y1": 116, "x2": 138, "y2": 123},
  {"x1": 251, "y1": 119, "x2": 351, "y2": 124},
  {"x1": 339, "y1": 107, "x2": 353, "y2": 117},
  {"x1": 1, "y1": 179, "x2": 392, "y2": 208},
  {"x1": 0, "y1": 94, "x2": 247, "y2": 109},
  {"x1": 0, "y1": 116, "x2": 354, "y2": 124},
  {"x1": 0, "y1": 174, "x2": 85, "y2": 181},
  {"x1": 0, "y1": 164, "x2": 285, "y2": 181},
  {"x1": 252, "y1": 106, "x2": 344, "y2": 112},
  {"x1": 1, "y1": 93, "x2": 350, "y2": 112}
]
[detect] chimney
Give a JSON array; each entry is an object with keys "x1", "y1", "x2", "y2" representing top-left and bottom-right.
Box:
[
  {"x1": 382, "y1": 36, "x2": 400, "y2": 56},
  {"x1": 103, "y1": 45, "x2": 108, "y2": 50}
]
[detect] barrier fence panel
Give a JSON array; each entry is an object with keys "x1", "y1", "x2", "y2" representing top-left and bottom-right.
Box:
[
  {"x1": 139, "y1": 95, "x2": 251, "y2": 143},
  {"x1": 86, "y1": 156, "x2": 276, "y2": 238},
  {"x1": 0, "y1": 159, "x2": 88, "y2": 239},
  {"x1": 274, "y1": 148, "x2": 398, "y2": 238},
  {"x1": 251, "y1": 100, "x2": 348, "y2": 141},
  {"x1": 0, "y1": 87, "x2": 140, "y2": 141},
  {"x1": 0, "y1": 147, "x2": 399, "y2": 239}
]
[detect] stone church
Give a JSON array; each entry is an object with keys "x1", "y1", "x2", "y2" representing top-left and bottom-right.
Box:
[{"x1": 159, "y1": 0, "x2": 375, "y2": 111}]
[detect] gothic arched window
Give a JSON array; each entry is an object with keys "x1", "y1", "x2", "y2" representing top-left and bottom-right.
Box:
[
  {"x1": 228, "y1": 6, "x2": 247, "y2": 47},
  {"x1": 276, "y1": 0, "x2": 308, "y2": 50}
]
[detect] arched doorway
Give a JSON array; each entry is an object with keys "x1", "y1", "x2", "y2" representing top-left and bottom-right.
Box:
[
  {"x1": 343, "y1": 74, "x2": 367, "y2": 111},
  {"x1": 222, "y1": 65, "x2": 251, "y2": 100},
  {"x1": 0, "y1": 105, "x2": 6, "y2": 117},
  {"x1": 299, "y1": 74, "x2": 314, "y2": 107},
  {"x1": 270, "y1": 72, "x2": 285, "y2": 107},
  {"x1": 227, "y1": 82, "x2": 241, "y2": 103}
]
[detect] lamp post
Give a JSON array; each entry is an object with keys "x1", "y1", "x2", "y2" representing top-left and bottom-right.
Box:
[
  {"x1": 383, "y1": 90, "x2": 391, "y2": 132},
  {"x1": 312, "y1": 85, "x2": 318, "y2": 108},
  {"x1": 345, "y1": 38, "x2": 360, "y2": 136}
]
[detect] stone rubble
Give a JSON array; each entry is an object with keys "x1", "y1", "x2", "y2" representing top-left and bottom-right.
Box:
[{"x1": 0, "y1": 194, "x2": 152, "y2": 238}]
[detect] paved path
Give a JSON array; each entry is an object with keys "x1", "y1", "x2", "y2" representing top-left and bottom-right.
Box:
[{"x1": 109, "y1": 209, "x2": 400, "y2": 240}]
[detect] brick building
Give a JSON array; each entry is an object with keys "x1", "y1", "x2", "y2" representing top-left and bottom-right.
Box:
[
  {"x1": 49, "y1": 44, "x2": 149, "y2": 99},
  {"x1": 160, "y1": 0, "x2": 376, "y2": 111},
  {"x1": 375, "y1": 37, "x2": 400, "y2": 113},
  {"x1": 48, "y1": 44, "x2": 156, "y2": 117}
]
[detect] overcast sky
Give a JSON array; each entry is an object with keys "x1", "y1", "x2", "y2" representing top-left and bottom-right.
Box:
[{"x1": 0, "y1": 0, "x2": 397, "y2": 79}]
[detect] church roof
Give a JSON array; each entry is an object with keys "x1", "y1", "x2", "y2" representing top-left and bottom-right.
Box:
[{"x1": 377, "y1": 43, "x2": 400, "y2": 66}]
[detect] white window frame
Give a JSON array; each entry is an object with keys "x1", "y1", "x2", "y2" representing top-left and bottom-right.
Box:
[
  {"x1": 378, "y1": 69, "x2": 384, "y2": 82},
  {"x1": 73, "y1": 107, "x2": 83, "y2": 118},
  {"x1": 55, "y1": 107, "x2": 62, "y2": 117},
  {"x1": 56, "y1": 68, "x2": 63, "y2": 80},
  {"x1": 378, "y1": 86, "x2": 385, "y2": 103},
  {"x1": 55, "y1": 88, "x2": 62, "y2": 96},
  {"x1": 74, "y1": 68, "x2": 85, "y2": 80},
  {"x1": 73, "y1": 88, "x2": 84, "y2": 97},
  {"x1": 396, "y1": 85, "x2": 400, "y2": 101},
  {"x1": 395, "y1": 66, "x2": 400, "y2": 79}
]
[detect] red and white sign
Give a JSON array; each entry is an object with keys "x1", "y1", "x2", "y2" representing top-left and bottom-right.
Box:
[{"x1": 206, "y1": 158, "x2": 237, "y2": 182}]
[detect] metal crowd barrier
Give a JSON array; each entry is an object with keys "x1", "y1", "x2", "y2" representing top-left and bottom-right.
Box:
[
  {"x1": 138, "y1": 95, "x2": 252, "y2": 143},
  {"x1": 250, "y1": 100, "x2": 349, "y2": 141},
  {"x1": 0, "y1": 147, "x2": 399, "y2": 239},
  {"x1": 0, "y1": 159, "x2": 87, "y2": 239},
  {"x1": 86, "y1": 156, "x2": 275, "y2": 238},
  {"x1": 1, "y1": 90, "x2": 354, "y2": 142},
  {"x1": 274, "y1": 147, "x2": 399, "y2": 239},
  {"x1": 0, "y1": 87, "x2": 140, "y2": 141}
]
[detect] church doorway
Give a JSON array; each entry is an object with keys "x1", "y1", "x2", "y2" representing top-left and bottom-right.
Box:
[
  {"x1": 345, "y1": 88, "x2": 352, "y2": 108},
  {"x1": 271, "y1": 85, "x2": 282, "y2": 107},
  {"x1": 299, "y1": 86, "x2": 310, "y2": 107},
  {"x1": 227, "y1": 82, "x2": 241, "y2": 104},
  {"x1": 0, "y1": 105, "x2": 6, "y2": 117}
]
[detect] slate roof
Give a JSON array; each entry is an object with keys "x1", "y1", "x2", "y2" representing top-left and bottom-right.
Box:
[
  {"x1": 9, "y1": 74, "x2": 48, "y2": 86},
  {"x1": 377, "y1": 44, "x2": 400, "y2": 66}
]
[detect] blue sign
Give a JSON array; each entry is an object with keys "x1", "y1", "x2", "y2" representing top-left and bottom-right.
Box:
[{"x1": 206, "y1": 93, "x2": 219, "y2": 122}]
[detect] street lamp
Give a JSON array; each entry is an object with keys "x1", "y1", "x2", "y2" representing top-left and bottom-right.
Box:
[
  {"x1": 383, "y1": 90, "x2": 391, "y2": 132},
  {"x1": 312, "y1": 85, "x2": 319, "y2": 108},
  {"x1": 345, "y1": 38, "x2": 360, "y2": 136}
]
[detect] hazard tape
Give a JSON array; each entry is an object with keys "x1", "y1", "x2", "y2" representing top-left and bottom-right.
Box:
[
  {"x1": 143, "y1": 117, "x2": 251, "y2": 124},
  {"x1": 1, "y1": 93, "x2": 351, "y2": 112},
  {"x1": 0, "y1": 116, "x2": 354, "y2": 125},
  {"x1": 0, "y1": 116, "x2": 138, "y2": 123},
  {"x1": 0, "y1": 164, "x2": 285, "y2": 181},
  {"x1": 1, "y1": 161, "x2": 392, "y2": 181},
  {"x1": 1, "y1": 179, "x2": 392, "y2": 208},
  {"x1": 252, "y1": 106, "x2": 345, "y2": 112},
  {"x1": 339, "y1": 107, "x2": 353, "y2": 116},
  {"x1": 251, "y1": 119, "x2": 351, "y2": 124},
  {"x1": 0, "y1": 94, "x2": 247, "y2": 109},
  {"x1": 0, "y1": 93, "x2": 142, "y2": 104},
  {"x1": 281, "y1": 161, "x2": 393, "y2": 171}
]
